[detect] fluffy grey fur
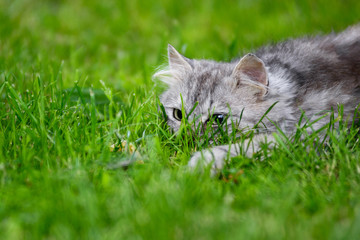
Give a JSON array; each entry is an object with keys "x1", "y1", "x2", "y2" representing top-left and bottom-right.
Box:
[{"x1": 154, "y1": 25, "x2": 360, "y2": 173}]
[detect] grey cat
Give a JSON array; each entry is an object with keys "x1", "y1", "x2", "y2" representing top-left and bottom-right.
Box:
[{"x1": 154, "y1": 25, "x2": 360, "y2": 173}]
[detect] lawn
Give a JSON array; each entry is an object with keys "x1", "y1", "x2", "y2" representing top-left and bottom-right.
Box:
[{"x1": 1, "y1": 0, "x2": 360, "y2": 239}]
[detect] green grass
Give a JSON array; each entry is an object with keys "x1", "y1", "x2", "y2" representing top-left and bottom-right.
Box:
[{"x1": 1, "y1": 0, "x2": 360, "y2": 239}]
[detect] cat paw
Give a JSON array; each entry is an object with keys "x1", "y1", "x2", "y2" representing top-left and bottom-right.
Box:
[{"x1": 188, "y1": 148, "x2": 227, "y2": 175}]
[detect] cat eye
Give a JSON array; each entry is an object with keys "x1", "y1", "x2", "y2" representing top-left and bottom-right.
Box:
[
  {"x1": 173, "y1": 108, "x2": 183, "y2": 121},
  {"x1": 212, "y1": 114, "x2": 225, "y2": 125}
]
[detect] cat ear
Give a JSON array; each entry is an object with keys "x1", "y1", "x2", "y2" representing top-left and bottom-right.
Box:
[
  {"x1": 168, "y1": 44, "x2": 193, "y2": 72},
  {"x1": 231, "y1": 53, "x2": 268, "y2": 95},
  {"x1": 152, "y1": 45, "x2": 192, "y2": 86}
]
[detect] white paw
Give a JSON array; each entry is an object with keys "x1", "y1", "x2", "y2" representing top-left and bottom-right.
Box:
[{"x1": 188, "y1": 148, "x2": 228, "y2": 175}]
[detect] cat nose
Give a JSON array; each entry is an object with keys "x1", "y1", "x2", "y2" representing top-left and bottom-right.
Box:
[
  {"x1": 199, "y1": 115, "x2": 208, "y2": 124},
  {"x1": 201, "y1": 122, "x2": 208, "y2": 134},
  {"x1": 190, "y1": 116, "x2": 207, "y2": 135},
  {"x1": 199, "y1": 117, "x2": 209, "y2": 134}
]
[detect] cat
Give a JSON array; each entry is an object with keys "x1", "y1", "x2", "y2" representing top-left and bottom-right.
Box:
[{"x1": 154, "y1": 24, "x2": 360, "y2": 174}]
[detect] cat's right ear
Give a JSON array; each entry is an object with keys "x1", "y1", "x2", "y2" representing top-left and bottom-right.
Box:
[
  {"x1": 231, "y1": 53, "x2": 268, "y2": 95},
  {"x1": 168, "y1": 44, "x2": 193, "y2": 72}
]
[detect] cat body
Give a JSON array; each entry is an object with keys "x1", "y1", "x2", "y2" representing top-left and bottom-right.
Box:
[{"x1": 154, "y1": 25, "x2": 360, "y2": 173}]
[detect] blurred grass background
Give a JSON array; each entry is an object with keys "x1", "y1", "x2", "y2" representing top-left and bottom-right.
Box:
[
  {"x1": 1, "y1": 0, "x2": 360, "y2": 239},
  {"x1": 2, "y1": 0, "x2": 359, "y2": 91}
]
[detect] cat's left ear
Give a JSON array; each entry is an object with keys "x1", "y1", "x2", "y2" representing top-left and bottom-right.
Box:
[
  {"x1": 168, "y1": 44, "x2": 193, "y2": 72},
  {"x1": 231, "y1": 53, "x2": 268, "y2": 95}
]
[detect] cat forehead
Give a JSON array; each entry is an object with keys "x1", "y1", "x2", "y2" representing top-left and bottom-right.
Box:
[
  {"x1": 188, "y1": 72, "x2": 233, "y2": 97},
  {"x1": 159, "y1": 60, "x2": 236, "y2": 110},
  {"x1": 164, "y1": 83, "x2": 230, "y2": 113}
]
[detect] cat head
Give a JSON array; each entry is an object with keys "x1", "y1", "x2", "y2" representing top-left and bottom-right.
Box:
[{"x1": 154, "y1": 45, "x2": 272, "y2": 135}]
